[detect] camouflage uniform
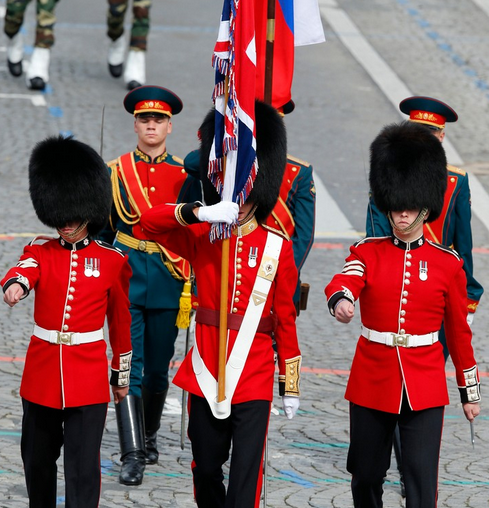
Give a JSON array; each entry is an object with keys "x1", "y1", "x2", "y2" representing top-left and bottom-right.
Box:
[
  {"x1": 4, "y1": 0, "x2": 59, "y2": 48},
  {"x1": 107, "y1": 0, "x2": 151, "y2": 51}
]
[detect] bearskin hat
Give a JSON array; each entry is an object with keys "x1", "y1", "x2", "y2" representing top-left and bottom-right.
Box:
[
  {"x1": 198, "y1": 100, "x2": 287, "y2": 223},
  {"x1": 369, "y1": 121, "x2": 447, "y2": 223},
  {"x1": 29, "y1": 136, "x2": 112, "y2": 235}
]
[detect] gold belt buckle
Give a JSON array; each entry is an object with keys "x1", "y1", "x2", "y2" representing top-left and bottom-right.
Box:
[
  {"x1": 138, "y1": 240, "x2": 147, "y2": 252},
  {"x1": 391, "y1": 333, "x2": 411, "y2": 347},
  {"x1": 57, "y1": 332, "x2": 73, "y2": 345}
]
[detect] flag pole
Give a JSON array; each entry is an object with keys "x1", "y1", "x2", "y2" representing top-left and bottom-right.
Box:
[
  {"x1": 264, "y1": 0, "x2": 276, "y2": 104},
  {"x1": 217, "y1": 79, "x2": 230, "y2": 404}
]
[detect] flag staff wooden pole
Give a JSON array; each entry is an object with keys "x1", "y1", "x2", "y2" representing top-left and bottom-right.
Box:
[
  {"x1": 217, "y1": 79, "x2": 230, "y2": 404},
  {"x1": 264, "y1": 0, "x2": 276, "y2": 105}
]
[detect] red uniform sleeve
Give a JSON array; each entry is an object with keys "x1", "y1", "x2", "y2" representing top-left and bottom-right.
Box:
[
  {"x1": 444, "y1": 263, "x2": 481, "y2": 403},
  {"x1": 1, "y1": 243, "x2": 43, "y2": 297},
  {"x1": 324, "y1": 244, "x2": 367, "y2": 315},
  {"x1": 107, "y1": 255, "x2": 133, "y2": 387},
  {"x1": 274, "y1": 238, "x2": 302, "y2": 397}
]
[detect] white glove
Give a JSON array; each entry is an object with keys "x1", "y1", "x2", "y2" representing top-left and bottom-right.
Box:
[
  {"x1": 282, "y1": 396, "x2": 300, "y2": 419},
  {"x1": 467, "y1": 312, "x2": 475, "y2": 327},
  {"x1": 198, "y1": 201, "x2": 239, "y2": 225}
]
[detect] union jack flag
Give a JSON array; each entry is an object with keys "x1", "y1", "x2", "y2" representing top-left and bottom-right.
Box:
[{"x1": 208, "y1": 0, "x2": 257, "y2": 241}]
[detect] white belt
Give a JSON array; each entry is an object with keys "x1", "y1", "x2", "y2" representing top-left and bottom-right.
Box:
[
  {"x1": 33, "y1": 324, "x2": 104, "y2": 346},
  {"x1": 361, "y1": 326, "x2": 438, "y2": 348}
]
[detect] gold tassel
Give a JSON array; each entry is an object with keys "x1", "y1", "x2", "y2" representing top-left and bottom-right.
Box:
[{"x1": 176, "y1": 280, "x2": 192, "y2": 329}]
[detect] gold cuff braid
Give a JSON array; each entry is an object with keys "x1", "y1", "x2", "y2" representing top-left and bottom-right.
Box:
[{"x1": 279, "y1": 356, "x2": 301, "y2": 396}]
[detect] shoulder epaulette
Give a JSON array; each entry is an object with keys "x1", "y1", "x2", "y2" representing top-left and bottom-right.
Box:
[
  {"x1": 427, "y1": 240, "x2": 461, "y2": 260},
  {"x1": 29, "y1": 235, "x2": 56, "y2": 246},
  {"x1": 287, "y1": 154, "x2": 311, "y2": 167},
  {"x1": 353, "y1": 236, "x2": 389, "y2": 248},
  {"x1": 171, "y1": 155, "x2": 184, "y2": 165},
  {"x1": 106, "y1": 158, "x2": 119, "y2": 168},
  {"x1": 447, "y1": 164, "x2": 466, "y2": 176},
  {"x1": 94, "y1": 239, "x2": 125, "y2": 257},
  {"x1": 261, "y1": 223, "x2": 290, "y2": 240}
]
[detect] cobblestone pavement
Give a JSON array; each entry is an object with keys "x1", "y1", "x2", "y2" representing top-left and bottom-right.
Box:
[{"x1": 1, "y1": 0, "x2": 489, "y2": 507}]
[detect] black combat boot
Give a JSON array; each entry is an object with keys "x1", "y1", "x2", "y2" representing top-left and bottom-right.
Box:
[
  {"x1": 116, "y1": 394, "x2": 146, "y2": 486},
  {"x1": 142, "y1": 386, "x2": 168, "y2": 465}
]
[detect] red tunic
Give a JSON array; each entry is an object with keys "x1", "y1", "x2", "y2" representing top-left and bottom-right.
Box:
[
  {"x1": 1, "y1": 236, "x2": 132, "y2": 409},
  {"x1": 140, "y1": 204, "x2": 301, "y2": 403},
  {"x1": 325, "y1": 236, "x2": 480, "y2": 414}
]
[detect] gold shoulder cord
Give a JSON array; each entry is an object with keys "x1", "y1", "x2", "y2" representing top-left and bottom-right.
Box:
[{"x1": 111, "y1": 162, "x2": 140, "y2": 225}]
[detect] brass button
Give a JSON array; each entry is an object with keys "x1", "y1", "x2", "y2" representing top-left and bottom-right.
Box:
[
  {"x1": 65, "y1": 313, "x2": 71, "y2": 320},
  {"x1": 150, "y1": 167, "x2": 156, "y2": 173},
  {"x1": 232, "y1": 307, "x2": 238, "y2": 313},
  {"x1": 150, "y1": 186, "x2": 156, "y2": 192},
  {"x1": 63, "y1": 324, "x2": 69, "y2": 331}
]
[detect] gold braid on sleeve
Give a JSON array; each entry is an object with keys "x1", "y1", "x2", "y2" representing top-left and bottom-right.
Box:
[{"x1": 279, "y1": 356, "x2": 301, "y2": 396}]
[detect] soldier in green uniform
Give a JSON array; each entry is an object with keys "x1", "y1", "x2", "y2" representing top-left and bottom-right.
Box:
[
  {"x1": 99, "y1": 85, "x2": 202, "y2": 486},
  {"x1": 106, "y1": 0, "x2": 151, "y2": 90},
  {"x1": 4, "y1": 0, "x2": 59, "y2": 90}
]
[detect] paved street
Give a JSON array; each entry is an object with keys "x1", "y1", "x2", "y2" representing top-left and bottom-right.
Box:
[{"x1": 0, "y1": 0, "x2": 489, "y2": 506}]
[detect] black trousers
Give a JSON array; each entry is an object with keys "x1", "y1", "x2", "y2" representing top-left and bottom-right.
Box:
[
  {"x1": 21, "y1": 399, "x2": 108, "y2": 508},
  {"x1": 188, "y1": 395, "x2": 271, "y2": 508},
  {"x1": 347, "y1": 398, "x2": 444, "y2": 508}
]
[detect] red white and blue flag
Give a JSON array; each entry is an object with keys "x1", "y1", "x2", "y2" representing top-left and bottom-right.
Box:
[
  {"x1": 255, "y1": 0, "x2": 325, "y2": 109},
  {"x1": 208, "y1": 0, "x2": 257, "y2": 240}
]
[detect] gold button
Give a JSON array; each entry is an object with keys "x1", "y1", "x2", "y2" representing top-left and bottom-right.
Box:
[
  {"x1": 234, "y1": 297, "x2": 239, "y2": 303},
  {"x1": 66, "y1": 306, "x2": 72, "y2": 312},
  {"x1": 71, "y1": 261, "x2": 78, "y2": 267},
  {"x1": 150, "y1": 186, "x2": 156, "y2": 192},
  {"x1": 63, "y1": 325, "x2": 69, "y2": 331},
  {"x1": 400, "y1": 310, "x2": 406, "y2": 316},
  {"x1": 150, "y1": 167, "x2": 156, "y2": 173},
  {"x1": 405, "y1": 272, "x2": 411, "y2": 278},
  {"x1": 400, "y1": 329, "x2": 406, "y2": 334},
  {"x1": 72, "y1": 254, "x2": 78, "y2": 260},
  {"x1": 404, "y1": 279, "x2": 410, "y2": 285},
  {"x1": 236, "y1": 258, "x2": 242, "y2": 263},
  {"x1": 236, "y1": 274, "x2": 242, "y2": 279},
  {"x1": 69, "y1": 287, "x2": 75, "y2": 293},
  {"x1": 238, "y1": 241, "x2": 243, "y2": 246},
  {"x1": 71, "y1": 270, "x2": 77, "y2": 276},
  {"x1": 238, "y1": 248, "x2": 243, "y2": 253},
  {"x1": 236, "y1": 264, "x2": 242, "y2": 270},
  {"x1": 65, "y1": 313, "x2": 70, "y2": 320},
  {"x1": 400, "y1": 318, "x2": 405, "y2": 324},
  {"x1": 403, "y1": 291, "x2": 408, "y2": 296},
  {"x1": 181, "y1": 168, "x2": 186, "y2": 173},
  {"x1": 292, "y1": 166, "x2": 298, "y2": 172},
  {"x1": 68, "y1": 295, "x2": 74, "y2": 301},
  {"x1": 236, "y1": 291, "x2": 241, "y2": 296},
  {"x1": 402, "y1": 298, "x2": 407, "y2": 304},
  {"x1": 450, "y1": 177, "x2": 455, "y2": 182},
  {"x1": 232, "y1": 307, "x2": 238, "y2": 313},
  {"x1": 71, "y1": 277, "x2": 77, "y2": 282},
  {"x1": 237, "y1": 281, "x2": 242, "y2": 286}
]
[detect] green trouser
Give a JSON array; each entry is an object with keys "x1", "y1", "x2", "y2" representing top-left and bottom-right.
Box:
[
  {"x1": 4, "y1": 0, "x2": 59, "y2": 48},
  {"x1": 107, "y1": 0, "x2": 151, "y2": 51}
]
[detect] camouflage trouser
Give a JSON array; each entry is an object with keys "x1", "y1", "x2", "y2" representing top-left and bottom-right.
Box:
[
  {"x1": 107, "y1": 0, "x2": 151, "y2": 51},
  {"x1": 4, "y1": 0, "x2": 59, "y2": 48}
]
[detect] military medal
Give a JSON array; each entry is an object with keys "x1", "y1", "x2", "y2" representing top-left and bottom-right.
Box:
[
  {"x1": 248, "y1": 247, "x2": 258, "y2": 268},
  {"x1": 419, "y1": 261, "x2": 428, "y2": 281},
  {"x1": 84, "y1": 258, "x2": 93, "y2": 277},
  {"x1": 92, "y1": 258, "x2": 100, "y2": 278}
]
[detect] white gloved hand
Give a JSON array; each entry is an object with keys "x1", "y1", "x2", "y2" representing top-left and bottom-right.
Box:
[
  {"x1": 467, "y1": 312, "x2": 475, "y2": 327},
  {"x1": 282, "y1": 396, "x2": 300, "y2": 419},
  {"x1": 198, "y1": 201, "x2": 239, "y2": 225}
]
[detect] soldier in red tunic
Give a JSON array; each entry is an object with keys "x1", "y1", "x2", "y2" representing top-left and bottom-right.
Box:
[
  {"x1": 140, "y1": 102, "x2": 301, "y2": 508},
  {"x1": 1, "y1": 136, "x2": 132, "y2": 508},
  {"x1": 325, "y1": 122, "x2": 481, "y2": 508}
]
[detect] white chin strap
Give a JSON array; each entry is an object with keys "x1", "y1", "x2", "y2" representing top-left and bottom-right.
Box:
[{"x1": 388, "y1": 208, "x2": 428, "y2": 234}]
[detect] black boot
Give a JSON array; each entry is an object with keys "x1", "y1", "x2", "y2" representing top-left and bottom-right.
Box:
[
  {"x1": 393, "y1": 425, "x2": 406, "y2": 497},
  {"x1": 116, "y1": 394, "x2": 146, "y2": 486},
  {"x1": 142, "y1": 386, "x2": 168, "y2": 465}
]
